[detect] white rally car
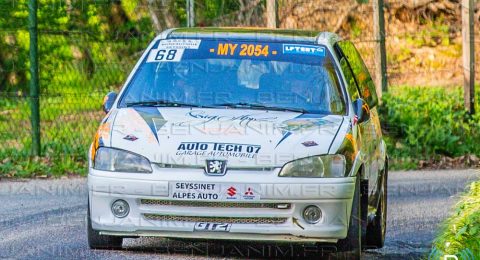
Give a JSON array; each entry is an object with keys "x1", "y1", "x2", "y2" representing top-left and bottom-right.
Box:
[{"x1": 87, "y1": 28, "x2": 388, "y2": 256}]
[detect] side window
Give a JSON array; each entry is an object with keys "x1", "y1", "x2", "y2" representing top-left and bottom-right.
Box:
[
  {"x1": 337, "y1": 41, "x2": 378, "y2": 108},
  {"x1": 339, "y1": 57, "x2": 360, "y2": 101}
]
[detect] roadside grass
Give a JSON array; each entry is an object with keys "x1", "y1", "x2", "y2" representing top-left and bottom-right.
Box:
[
  {"x1": 0, "y1": 97, "x2": 103, "y2": 178},
  {"x1": 432, "y1": 181, "x2": 480, "y2": 257}
]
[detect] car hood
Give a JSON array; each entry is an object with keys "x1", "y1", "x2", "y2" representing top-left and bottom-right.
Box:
[{"x1": 107, "y1": 107, "x2": 345, "y2": 167}]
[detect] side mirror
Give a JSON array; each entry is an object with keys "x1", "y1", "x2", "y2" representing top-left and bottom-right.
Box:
[
  {"x1": 102, "y1": 92, "x2": 117, "y2": 114},
  {"x1": 352, "y1": 98, "x2": 370, "y2": 124}
]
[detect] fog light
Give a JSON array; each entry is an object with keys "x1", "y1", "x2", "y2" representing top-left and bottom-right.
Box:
[
  {"x1": 111, "y1": 199, "x2": 129, "y2": 218},
  {"x1": 303, "y1": 205, "x2": 322, "y2": 224}
]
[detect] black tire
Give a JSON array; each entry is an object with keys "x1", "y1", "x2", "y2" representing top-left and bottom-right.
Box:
[
  {"x1": 87, "y1": 202, "x2": 123, "y2": 249},
  {"x1": 366, "y1": 166, "x2": 388, "y2": 249},
  {"x1": 336, "y1": 175, "x2": 366, "y2": 259}
]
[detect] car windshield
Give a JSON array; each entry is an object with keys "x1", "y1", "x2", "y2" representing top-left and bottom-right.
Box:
[{"x1": 119, "y1": 39, "x2": 346, "y2": 114}]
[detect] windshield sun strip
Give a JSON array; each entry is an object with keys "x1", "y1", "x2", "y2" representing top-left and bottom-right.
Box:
[{"x1": 116, "y1": 39, "x2": 346, "y2": 115}]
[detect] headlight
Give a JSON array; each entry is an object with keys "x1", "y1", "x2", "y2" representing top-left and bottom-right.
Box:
[
  {"x1": 278, "y1": 155, "x2": 346, "y2": 178},
  {"x1": 94, "y1": 147, "x2": 153, "y2": 173}
]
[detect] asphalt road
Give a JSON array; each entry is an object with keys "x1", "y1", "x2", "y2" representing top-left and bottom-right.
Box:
[{"x1": 0, "y1": 169, "x2": 479, "y2": 259}]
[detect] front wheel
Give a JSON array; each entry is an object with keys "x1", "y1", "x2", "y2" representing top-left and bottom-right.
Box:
[
  {"x1": 366, "y1": 166, "x2": 388, "y2": 248},
  {"x1": 87, "y1": 201, "x2": 123, "y2": 249},
  {"x1": 336, "y1": 175, "x2": 366, "y2": 258}
]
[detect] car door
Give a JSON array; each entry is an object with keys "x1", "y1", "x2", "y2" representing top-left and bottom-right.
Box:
[{"x1": 335, "y1": 40, "x2": 382, "y2": 205}]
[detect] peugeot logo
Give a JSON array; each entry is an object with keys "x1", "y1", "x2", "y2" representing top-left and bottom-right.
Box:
[{"x1": 205, "y1": 160, "x2": 227, "y2": 176}]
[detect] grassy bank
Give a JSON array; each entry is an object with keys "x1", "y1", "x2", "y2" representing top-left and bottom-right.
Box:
[{"x1": 432, "y1": 181, "x2": 480, "y2": 257}]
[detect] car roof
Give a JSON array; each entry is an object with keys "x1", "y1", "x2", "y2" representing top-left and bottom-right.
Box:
[{"x1": 164, "y1": 27, "x2": 340, "y2": 46}]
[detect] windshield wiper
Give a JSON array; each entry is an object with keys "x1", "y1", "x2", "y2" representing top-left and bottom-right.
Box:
[
  {"x1": 126, "y1": 100, "x2": 207, "y2": 108},
  {"x1": 214, "y1": 102, "x2": 309, "y2": 113}
]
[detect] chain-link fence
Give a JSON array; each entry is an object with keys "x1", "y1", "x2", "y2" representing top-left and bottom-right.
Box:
[
  {"x1": 0, "y1": 0, "x2": 479, "y2": 176},
  {"x1": 0, "y1": 0, "x2": 156, "y2": 176}
]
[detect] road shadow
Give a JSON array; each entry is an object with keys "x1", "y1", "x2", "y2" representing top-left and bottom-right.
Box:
[
  {"x1": 117, "y1": 237, "x2": 428, "y2": 259},
  {"x1": 121, "y1": 237, "x2": 355, "y2": 259}
]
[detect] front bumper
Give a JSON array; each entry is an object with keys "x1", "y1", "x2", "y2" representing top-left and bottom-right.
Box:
[{"x1": 88, "y1": 167, "x2": 356, "y2": 243}]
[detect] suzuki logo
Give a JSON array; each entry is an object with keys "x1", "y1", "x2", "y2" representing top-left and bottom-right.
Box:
[
  {"x1": 205, "y1": 160, "x2": 227, "y2": 176},
  {"x1": 227, "y1": 187, "x2": 237, "y2": 197}
]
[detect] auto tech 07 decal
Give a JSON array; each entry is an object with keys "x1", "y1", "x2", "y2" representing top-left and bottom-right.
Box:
[{"x1": 176, "y1": 142, "x2": 261, "y2": 158}]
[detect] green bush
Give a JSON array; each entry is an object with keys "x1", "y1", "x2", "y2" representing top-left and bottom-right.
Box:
[
  {"x1": 432, "y1": 181, "x2": 480, "y2": 257},
  {"x1": 379, "y1": 86, "x2": 480, "y2": 169}
]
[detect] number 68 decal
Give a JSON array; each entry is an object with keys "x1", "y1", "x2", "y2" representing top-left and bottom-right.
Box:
[{"x1": 147, "y1": 48, "x2": 184, "y2": 63}]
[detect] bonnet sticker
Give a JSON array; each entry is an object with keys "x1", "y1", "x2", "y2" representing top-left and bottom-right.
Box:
[{"x1": 176, "y1": 142, "x2": 261, "y2": 158}]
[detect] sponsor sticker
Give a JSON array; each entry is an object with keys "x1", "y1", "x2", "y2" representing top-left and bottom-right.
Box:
[
  {"x1": 176, "y1": 142, "x2": 261, "y2": 158},
  {"x1": 184, "y1": 110, "x2": 279, "y2": 126},
  {"x1": 158, "y1": 39, "x2": 201, "y2": 49},
  {"x1": 170, "y1": 182, "x2": 260, "y2": 201},
  {"x1": 242, "y1": 187, "x2": 257, "y2": 200},
  {"x1": 225, "y1": 186, "x2": 239, "y2": 200},
  {"x1": 283, "y1": 44, "x2": 326, "y2": 57},
  {"x1": 170, "y1": 182, "x2": 220, "y2": 200},
  {"x1": 194, "y1": 222, "x2": 231, "y2": 232},
  {"x1": 224, "y1": 184, "x2": 261, "y2": 201}
]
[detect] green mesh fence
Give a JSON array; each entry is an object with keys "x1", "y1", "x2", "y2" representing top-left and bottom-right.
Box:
[{"x1": 0, "y1": 0, "x2": 155, "y2": 177}]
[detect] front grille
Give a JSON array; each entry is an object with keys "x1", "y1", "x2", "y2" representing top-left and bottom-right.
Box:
[
  {"x1": 140, "y1": 199, "x2": 291, "y2": 209},
  {"x1": 143, "y1": 214, "x2": 288, "y2": 224}
]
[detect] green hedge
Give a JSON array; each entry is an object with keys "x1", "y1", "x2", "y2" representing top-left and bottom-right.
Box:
[{"x1": 379, "y1": 86, "x2": 480, "y2": 169}]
